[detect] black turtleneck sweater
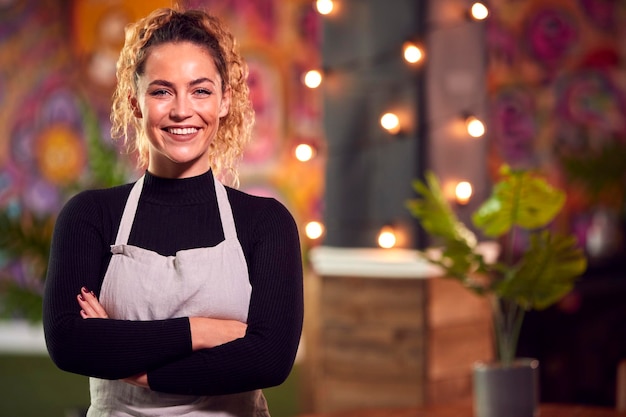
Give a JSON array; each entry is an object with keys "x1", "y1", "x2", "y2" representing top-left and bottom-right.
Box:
[{"x1": 42, "y1": 170, "x2": 303, "y2": 396}]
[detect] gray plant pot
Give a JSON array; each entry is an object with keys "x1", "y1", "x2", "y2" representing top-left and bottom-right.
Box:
[{"x1": 473, "y1": 358, "x2": 539, "y2": 417}]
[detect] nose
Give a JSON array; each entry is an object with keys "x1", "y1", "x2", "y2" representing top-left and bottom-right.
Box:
[{"x1": 170, "y1": 94, "x2": 192, "y2": 120}]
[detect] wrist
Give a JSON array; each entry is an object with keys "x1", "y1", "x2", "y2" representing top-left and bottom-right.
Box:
[{"x1": 189, "y1": 317, "x2": 206, "y2": 350}]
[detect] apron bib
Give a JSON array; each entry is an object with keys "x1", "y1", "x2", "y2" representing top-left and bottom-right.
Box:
[{"x1": 87, "y1": 176, "x2": 268, "y2": 417}]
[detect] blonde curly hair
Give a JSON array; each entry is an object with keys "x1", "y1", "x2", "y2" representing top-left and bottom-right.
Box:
[{"x1": 110, "y1": 7, "x2": 254, "y2": 186}]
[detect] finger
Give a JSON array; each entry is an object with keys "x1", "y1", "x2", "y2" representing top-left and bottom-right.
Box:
[
  {"x1": 77, "y1": 294, "x2": 99, "y2": 318},
  {"x1": 122, "y1": 373, "x2": 149, "y2": 388},
  {"x1": 77, "y1": 294, "x2": 109, "y2": 319},
  {"x1": 81, "y1": 287, "x2": 109, "y2": 318},
  {"x1": 77, "y1": 291, "x2": 98, "y2": 312}
]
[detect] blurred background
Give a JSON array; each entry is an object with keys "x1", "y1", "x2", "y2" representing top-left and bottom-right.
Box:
[{"x1": 0, "y1": 0, "x2": 625, "y2": 416}]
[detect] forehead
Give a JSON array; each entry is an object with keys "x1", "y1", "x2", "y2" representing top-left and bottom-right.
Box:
[{"x1": 142, "y1": 41, "x2": 221, "y2": 81}]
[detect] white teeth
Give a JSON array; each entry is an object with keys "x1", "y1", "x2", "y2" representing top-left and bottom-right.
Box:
[{"x1": 168, "y1": 127, "x2": 198, "y2": 135}]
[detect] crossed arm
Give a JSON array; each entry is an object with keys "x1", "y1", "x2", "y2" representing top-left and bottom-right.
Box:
[{"x1": 77, "y1": 286, "x2": 247, "y2": 388}]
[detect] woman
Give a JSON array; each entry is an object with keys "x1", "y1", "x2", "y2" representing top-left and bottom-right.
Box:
[{"x1": 43, "y1": 7, "x2": 303, "y2": 416}]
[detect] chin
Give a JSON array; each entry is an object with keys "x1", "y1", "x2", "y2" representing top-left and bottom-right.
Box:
[{"x1": 169, "y1": 155, "x2": 209, "y2": 170}]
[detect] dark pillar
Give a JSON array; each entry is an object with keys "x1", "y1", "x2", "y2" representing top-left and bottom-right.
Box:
[{"x1": 321, "y1": 0, "x2": 426, "y2": 248}]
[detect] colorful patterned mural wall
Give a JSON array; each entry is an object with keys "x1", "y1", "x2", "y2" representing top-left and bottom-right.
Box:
[
  {"x1": 486, "y1": 0, "x2": 626, "y2": 263},
  {"x1": 0, "y1": 0, "x2": 324, "y2": 318}
]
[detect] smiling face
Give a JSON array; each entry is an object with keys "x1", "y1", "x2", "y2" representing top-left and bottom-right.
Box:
[{"x1": 133, "y1": 41, "x2": 230, "y2": 178}]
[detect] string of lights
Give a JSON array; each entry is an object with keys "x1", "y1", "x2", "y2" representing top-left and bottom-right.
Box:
[{"x1": 299, "y1": 0, "x2": 490, "y2": 247}]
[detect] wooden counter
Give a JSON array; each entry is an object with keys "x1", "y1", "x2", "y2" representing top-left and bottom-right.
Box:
[
  {"x1": 297, "y1": 402, "x2": 626, "y2": 417},
  {"x1": 301, "y1": 246, "x2": 496, "y2": 414}
]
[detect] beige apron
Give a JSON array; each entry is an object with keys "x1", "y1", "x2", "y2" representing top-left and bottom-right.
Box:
[{"x1": 87, "y1": 175, "x2": 269, "y2": 417}]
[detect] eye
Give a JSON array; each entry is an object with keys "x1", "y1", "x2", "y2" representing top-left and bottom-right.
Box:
[
  {"x1": 149, "y1": 89, "x2": 170, "y2": 97},
  {"x1": 194, "y1": 88, "x2": 213, "y2": 96}
]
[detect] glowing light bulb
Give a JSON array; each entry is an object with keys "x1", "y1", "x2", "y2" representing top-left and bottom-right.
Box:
[
  {"x1": 470, "y1": 2, "x2": 489, "y2": 20},
  {"x1": 316, "y1": 0, "x2": 334, "y2": 15},
  {"x1": 455, "y1": 181, "x2": 473, "y2": 205},
  {"x1": 303, "y1": 69, "x2": 322, "y2": 89},
  {"x1": 295, "y1": 143, "x2": 315, "y2": 162},
  {"x1": 403, "y1": 42, "x2": 423, "y2": 64},
  {"x1": 305, "y1": 221, "x2": 324, "y2": 240},
  {"x1": 378, "y1": 226, "x2": 397, "y2": 249},
  {"x1": 380, "y1": 112, "x2": 401, "y2": 135},
  {"x1": 466, "y1": 116, "x2": 485, "y2": 138}
]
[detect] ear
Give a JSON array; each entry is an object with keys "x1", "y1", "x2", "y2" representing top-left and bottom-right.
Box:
[
  {"x1": 129, "y1": 96, "x2": 143, "y2": 118},
  {"x1": 219, "y1": 87, "x2": 231, "y2": 118}
]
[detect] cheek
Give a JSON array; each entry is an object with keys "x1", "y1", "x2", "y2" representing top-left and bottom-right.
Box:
[
  {"x1": 144, "y1": 102, "x2": 170, "y2": 125},
  {"x1": 195, "y1": 105, "x2": 221, "y2": 123}
]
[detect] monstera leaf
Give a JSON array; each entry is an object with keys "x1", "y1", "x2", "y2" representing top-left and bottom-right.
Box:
[
  {"x1": 407, "y1": 165, "x2": 587, "y2": 365},
  {"x1": 472, "y1": 165, "x2": 565, "y2": 237},
  {"x1": 496, "y1": 231, "x2": 587, "y2": 310}
]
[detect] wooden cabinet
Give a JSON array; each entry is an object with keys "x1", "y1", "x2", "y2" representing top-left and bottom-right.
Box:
[{"x1": 301, "y1": 247, "x2": 493, "y2": 414}]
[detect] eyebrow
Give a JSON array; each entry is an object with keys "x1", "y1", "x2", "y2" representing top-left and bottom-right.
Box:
[{"x1": 148, "y1": 77, "x2": 217, "y2": 88}]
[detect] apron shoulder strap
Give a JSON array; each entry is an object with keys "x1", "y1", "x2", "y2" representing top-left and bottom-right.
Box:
[
  {"x1": 114, "y1": 176, "x2": 145, "y2": 246},
  {"x1": 214, "y1": 178, "x2": 238, "y2": 240}
]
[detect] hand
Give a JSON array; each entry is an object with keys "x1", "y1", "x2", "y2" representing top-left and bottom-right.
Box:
[
  {"x1": 77, "y1": 288, "x2": 148, "y2": 387},
  {"x1": 189, "y1": 317, "x2": 247, "y2": 350},
  {"x1": 77, "y1": 287, "x2": 109, "y2": 319},
  {"x1": 122, "y1": 372, "x2": 149, "y2": 389}
]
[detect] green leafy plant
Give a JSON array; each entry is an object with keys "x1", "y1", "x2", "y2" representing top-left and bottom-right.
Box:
[
  {"x1": 0, "y1": 213, "x2": 54, "y2": 321},
  {"x1": 0, "y1": 102, "x2": 130, "y2": 321},
  {"x1": 407, "y1": 165, "x2": 587, "y2": 366}
]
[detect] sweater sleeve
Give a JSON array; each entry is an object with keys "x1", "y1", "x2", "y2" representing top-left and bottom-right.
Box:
[
  {"x1": 43, "y1": 190, "x2": 193, "y2": 379},
  {"x1": 147, "y1": 198, "x2": 304, "y2": 395}
]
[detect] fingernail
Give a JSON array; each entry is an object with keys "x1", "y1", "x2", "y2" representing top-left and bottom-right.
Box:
[
  {"x1": 78, "y1": 294, "x2": 84, "y2": 301},
  {"x1": 81, "y1": 286, "x2": 89, "y2": 293},
  {"x1": 90, "y1": 291, "x2": 96, "y2": 297}
]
